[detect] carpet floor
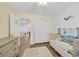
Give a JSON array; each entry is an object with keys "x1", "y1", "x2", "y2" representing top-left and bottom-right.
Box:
[{"x1": 23, "y1": 46, "x2": 53, "y2": 57}]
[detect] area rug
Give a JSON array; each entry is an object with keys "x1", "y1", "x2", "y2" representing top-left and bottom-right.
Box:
[{"x1": 23, "y1": 46, "x2": 53, "y2": 57}]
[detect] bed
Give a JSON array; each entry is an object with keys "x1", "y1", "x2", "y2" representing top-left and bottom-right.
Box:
[{"x1": 50, "y1": 28, "x2": 79, "y2": 57}]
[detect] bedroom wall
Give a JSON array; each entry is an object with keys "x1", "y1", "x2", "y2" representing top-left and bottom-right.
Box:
[
  {"x1": 0, "y1": 3, "x2": 11, "y2": 38},
  {"x1": 54, "y1": 3, "x2": 79, "y2": 33},
  {"x1": 0, "y1": 3, "x2": 54, "y2": 44},
  {"x1": 13, "y1": 12, "x2": 53, "y2": 44}
]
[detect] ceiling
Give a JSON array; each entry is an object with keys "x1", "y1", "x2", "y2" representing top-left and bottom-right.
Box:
[{"x1": 9, "y1": 2, "x2": 75, "y2": 16}]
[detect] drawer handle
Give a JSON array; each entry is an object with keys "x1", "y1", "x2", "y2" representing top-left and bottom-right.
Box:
[
  {"x1": 0, "y1": 52, "x2": 2, "y2": 55},
  {"x1": 13, "y1": 48, "x2": 16, "y2": 51},
  {"x1": 13, "y1": 42, "x2": 17, "y2": 44}
]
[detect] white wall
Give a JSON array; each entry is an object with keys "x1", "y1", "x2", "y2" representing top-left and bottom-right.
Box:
[
  {"x1": 54, "y1": 3, "x2": 79, "y2": 33},
  {"x1": 0, "y1": 3, "x2": 11, "y2": 38},
  {"x1": 15, "y1": 12, "x2": 52, "y2": 44}
]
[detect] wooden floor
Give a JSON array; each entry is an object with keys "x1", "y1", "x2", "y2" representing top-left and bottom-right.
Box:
[
  {"x1": 18, "y1": 36, "x2": 30, "y2": 57},
  {"x1": 18, "y1": 36, "x2": 61, "y2": 57}
]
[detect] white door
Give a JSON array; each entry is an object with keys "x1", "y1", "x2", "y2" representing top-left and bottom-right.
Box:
[
  {"x1": 10, "y1": 13, "x2": 20, "y2": 46},
  {"x1": 34, "y1": 20, "x2": 50, "y2": 43},
  {"x1": 10, "y1": 13, "x2": 20, "y2": 37}
]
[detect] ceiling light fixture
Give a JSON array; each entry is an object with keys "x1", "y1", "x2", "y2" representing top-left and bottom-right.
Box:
[{"x1": 38, "y1": 1, "x2": 48, "y2": 6}]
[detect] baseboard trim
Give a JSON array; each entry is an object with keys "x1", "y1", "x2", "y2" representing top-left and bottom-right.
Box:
[{"x1": 31, "y1": 42, "x2": 50, "y2": 47}]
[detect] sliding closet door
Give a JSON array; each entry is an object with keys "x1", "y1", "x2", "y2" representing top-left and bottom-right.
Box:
[{"x1": 34, "y1": 20, "x2": 50, "y2": 43}]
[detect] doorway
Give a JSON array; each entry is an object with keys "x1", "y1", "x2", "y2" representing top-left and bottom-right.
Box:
[
  {"x1": 10, "y1": 13, "x2": 31, "y2": 56},
  {"x1": 19, "y1": 18, "x2": 31, "y2": 56}
]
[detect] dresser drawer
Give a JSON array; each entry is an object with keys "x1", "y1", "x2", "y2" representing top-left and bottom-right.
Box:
[
  {"x1": 3, "y1": 49, "x2": 16, "y2": 57},
  {"x1": 0, "y1": 45, "x2": 12, "y2": 56},
  {"x1": 4, "y1": 39, "x2": 18, "y2": 50},
  {"x1": 0, "y1": 43, "x2": 11, "y2": 56},
  {"x1": 0, "y1": 40, "x2": 17, "y2": 52},
  {"x1": 0, "y1": 50, "x2": 5, "y2": 57},
  {"x1": 10, "y1": 39, "x2": 18, "y2": 49},
  {"x1": 0, "y1": 39, "x2": 18, "y2": 57},
  {"x1": 0, "y1": 37, "x2": 19, "y2": 57}
]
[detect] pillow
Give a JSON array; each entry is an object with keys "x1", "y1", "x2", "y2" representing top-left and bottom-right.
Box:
[
  {"x1": 60, "y1": 28, "x2": 67, "y2": 36},
  {"x1": 62, "y1": 37, "x2": 73, "y2": 44},
  {"x1": 64, "y1": 35, "x2": 76, "y2": 42},
  {"x1": 55, "y1": 35, "x2": 61, "y2": 41},
  {"x1": 55, "y1": 40, "x2": 70, "y2": 51}
]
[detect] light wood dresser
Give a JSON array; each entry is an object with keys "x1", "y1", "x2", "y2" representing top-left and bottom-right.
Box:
[{"x1": 0, "y1": 37, "x2": 19, "y2": 57}]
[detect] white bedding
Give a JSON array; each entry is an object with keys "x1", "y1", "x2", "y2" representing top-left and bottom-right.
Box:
[
  {"x1": 50, "y1": 40, "x2": 72, "y2": 57},
  {"x1": 51, "y1": 40, "x2": 70, "y2": 51}
]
